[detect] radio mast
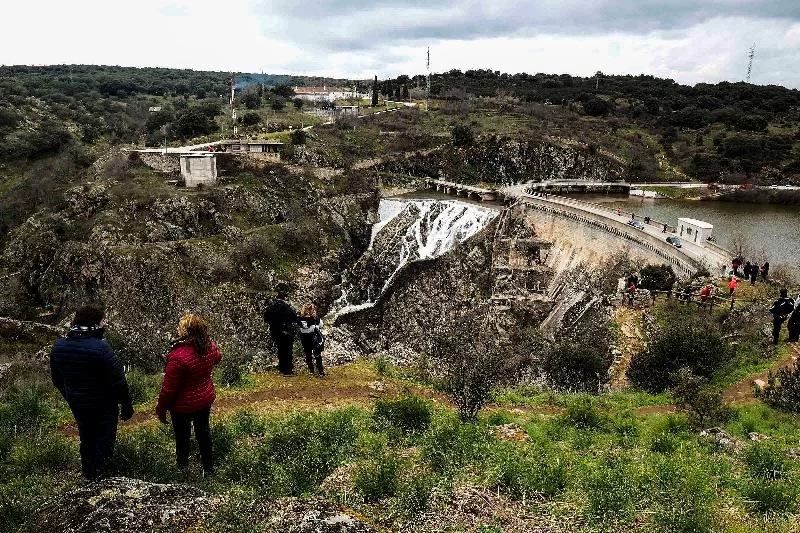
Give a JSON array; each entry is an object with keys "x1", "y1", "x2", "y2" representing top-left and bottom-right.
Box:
[
  {"x1": 425, "y1": 47, "x2": 430, "y2": 112},
  {"x1": 746, "y1": 44, "x2": 755, "y2": 83}
]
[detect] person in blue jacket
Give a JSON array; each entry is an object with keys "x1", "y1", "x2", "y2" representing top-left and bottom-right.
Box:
[{"x1": 50, "y1": 305, "x2": 133, "y2": 478}]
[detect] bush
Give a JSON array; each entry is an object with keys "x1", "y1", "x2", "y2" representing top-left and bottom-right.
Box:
[
  {"x1": 542, "y1": 342, "x2": 611, "y2": 393},
  {"x1": 493, "y1": 442, "x2": 567, "y2": 499},
  {"x1": 629, "y1": 328, "x2": 732, "y2": 392},
  {"x1": 241, "y1": 112, "x2": 261, "y2": 126},
  {"x1": 353, "y1": 451, "x2": 401, "y2": 502},
  {"x1": 374, "y1": 356, "x2": 389, "y2": 376},
  {"x1": 563, "y1": 396, "x2": 607, "y2": 430},
  {"x1": 639, "y1": 264, "x2": 677, "y2": 292},
  {"x1": 757, "y1": 361, "x2": 800, "y2": 412},
  {"x1": 373, "y1": 394, "x2": 432, "y2": 436},
  {"x1": 451, "y1": 124, "x2": 474, "y2": 147},
  {"x1": 671, "y1": 368, "x2": 732, "y2": 429},
  {"x1": 583, "y1": 97, "x2": 610, "y2": 117},
  {"x1": 395, "y1": 475, "x2": 434, "y2": 516},
  {"x1": 289, "y1": 129, "x2": 307, "y2": 145}
]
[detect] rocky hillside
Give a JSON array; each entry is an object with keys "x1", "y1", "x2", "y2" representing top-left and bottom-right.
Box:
[{"x1": 0, "y1": 154, "x2": 377, "y2": 369}]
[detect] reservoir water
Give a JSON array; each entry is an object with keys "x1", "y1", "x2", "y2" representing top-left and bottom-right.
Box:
[{"x1": 577, "y1": 194, "x2": 799, "y2": 273}]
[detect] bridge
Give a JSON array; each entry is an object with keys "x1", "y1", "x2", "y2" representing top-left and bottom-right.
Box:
[
  {"x1": 424, "y1": 179, "x2": 502, "y2": 202},
  {"x1": 527, "y1": 180, "x2": 630, "y2": 194},
  {"x1": 502, "y1": 184, "x2": 730, "y2": 277}
]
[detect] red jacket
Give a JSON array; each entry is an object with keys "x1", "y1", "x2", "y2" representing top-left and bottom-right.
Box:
[{"x1": 156, "y1": 340, "x2": 221, "y2": 416}]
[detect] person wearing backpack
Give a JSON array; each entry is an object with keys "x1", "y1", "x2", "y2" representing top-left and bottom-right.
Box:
[
  {"x1": 264, "y1": 289, "x2": 299, "y2": 375},
  {"x1": 298, "y1": 303, "x2": 326, "y2": 377},
  {"x1": 769, "y1": 289, "x2": 796, "y2": 345}
]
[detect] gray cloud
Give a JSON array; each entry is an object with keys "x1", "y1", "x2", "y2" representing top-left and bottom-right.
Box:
[{"x1": 255, "y1": 0, "x2": 800, "y2": 51}]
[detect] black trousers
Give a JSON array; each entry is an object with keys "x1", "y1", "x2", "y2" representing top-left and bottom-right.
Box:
[
  {"x1": 300, "y1": 335, "x2": 325, "y2": 374},
  {"x1": 772, "y1": 318, "x2": 786, "y2": 344},
  {"x1": 788, "y1": 317, "x2": 799, "y2": 341},
  {"x1": 272, "y1": 333, "x2": 295, "y2": 374},
  {"x1": 72, "y1": 405, "x2": 119, "y2": 479},
  {"x1": 170, "y1": 407, "x2": 213, "y2": 471}
]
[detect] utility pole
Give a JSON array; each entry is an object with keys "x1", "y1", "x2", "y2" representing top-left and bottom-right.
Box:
[
  {"x1": 746, "y1": 44, "x2": 756, "y2": 83},
  {"x1": 426, "y1": 46, "x2": 430, "y2": 112}
]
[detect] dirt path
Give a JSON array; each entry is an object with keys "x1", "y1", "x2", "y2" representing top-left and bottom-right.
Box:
[
  {"x1": 607, "y1": 307, "x2": 646, "y2": 392},
  {"x1": 723, "y1": 342, "x2": 800, "y2": 404}
]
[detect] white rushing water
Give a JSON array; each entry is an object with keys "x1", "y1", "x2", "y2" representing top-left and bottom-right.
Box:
[{"x1": 333, "y1": 198, "x2": 498, "y2": 317}]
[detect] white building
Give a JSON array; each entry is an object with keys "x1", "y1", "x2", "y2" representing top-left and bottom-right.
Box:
[
  {"x1": 180, "y1": 154, "x2": 217, "y2": 188},
  {"x1": 677, "y1": 217, "x2": 713, "y2": 246}
]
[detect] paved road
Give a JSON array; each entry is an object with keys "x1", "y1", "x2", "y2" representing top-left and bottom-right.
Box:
[{"x1": 502, "y1": 184, "x2": 730, "y2": 272}]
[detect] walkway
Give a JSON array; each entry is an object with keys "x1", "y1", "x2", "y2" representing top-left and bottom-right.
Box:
[{"x1": 502, "y1": 183, "x2": 730, "y2": 276}]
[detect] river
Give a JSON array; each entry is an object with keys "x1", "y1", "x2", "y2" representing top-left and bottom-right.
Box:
[{"x1": 575, "y1": 194, "x2": 799, "y2": 273}]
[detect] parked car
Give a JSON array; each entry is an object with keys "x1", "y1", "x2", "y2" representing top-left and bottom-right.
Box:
[
  {"x1": 627, "y1": 219, "x2": 645, "y2": 230},
  {"x1": 666, "y1": 236, "x2": 682, "y2": 248}
]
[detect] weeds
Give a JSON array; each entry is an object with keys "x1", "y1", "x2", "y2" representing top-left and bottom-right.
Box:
[{"x1": 373, "y1": 393, "x2": 432, "y2": 436}]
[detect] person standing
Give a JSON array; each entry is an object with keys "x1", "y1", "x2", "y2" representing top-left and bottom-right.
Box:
[
  {"x1": 769, "y1": 289, "x2": 795, "y2": 345},
  {"x1": 298, "y1": 303, "x2": 326, "y2": 377},
  {"x1": 264, "y1": 289, "x2": 298, "y2": 375},
  {"x1": 743, "y1": 261, "x2": 752, "y2": 281},
  {"x1": 750, "y1": 262, "x2": 759, "y2": 286},
  {"x1": 728, "y1": 276, "x2": 738, "y2": 297},
  {"x1": 156, "y1": 314, "x2": 222, "y2": 475},
  {"x1": 698, "y1": 284, "x2": 712, "y2": 306},
  {"x1": 787, "y1": 295, "x2": 800, "y2": 342},
  {"x1": 50, "y1": 305, "x2": 133, "y2": 479},
  {"x1": 761, "y1": 262, "x2": 770, "y2": 281}
]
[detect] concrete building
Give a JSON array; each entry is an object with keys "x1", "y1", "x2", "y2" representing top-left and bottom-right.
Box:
[
  {"x1": 294, "y1": 86, "x2": 366, "y2": 103},
  {"x1": 677, "y1": 217, "x2": 713, "y2": 246},
  {"x1": 180, "y1": 154, "x2": 217, "y2": 188}
]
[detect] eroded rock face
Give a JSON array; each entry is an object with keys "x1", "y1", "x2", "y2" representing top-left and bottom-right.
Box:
[{"x1": 33, "y1": 477, "x2": 218, "y2": 533}]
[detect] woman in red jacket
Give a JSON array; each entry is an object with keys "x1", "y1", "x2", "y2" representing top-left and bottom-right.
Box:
[{"x1": 156, "y1": 314, "x2": 222, "y2": 475}]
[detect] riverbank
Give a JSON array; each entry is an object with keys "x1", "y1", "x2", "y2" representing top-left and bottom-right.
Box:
[{"x1": 642, "y1": 185, "x2": 800, "y2": 205}]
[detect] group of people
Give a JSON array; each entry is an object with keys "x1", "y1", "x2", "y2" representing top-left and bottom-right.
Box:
[
  {"x1": 50, "y1": 293, "x2": 326, "y2": 481},
  {"x1": 770, "y1": 289, "x2": 800, "y2": 345},
  {"x1": 731, "y1": 258, "x2": 769, "y2": 286},
  {"x1": 50, "y1": 306, "x2": 222, "y2": 479}
]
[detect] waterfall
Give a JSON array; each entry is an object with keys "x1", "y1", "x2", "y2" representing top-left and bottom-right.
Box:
[{"x1": 332, "y1": 198, "x2": 498, "y2": 316}]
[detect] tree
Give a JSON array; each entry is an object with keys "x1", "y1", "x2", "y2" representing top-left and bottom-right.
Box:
[
  {"x1": 371, "y1": 75, "x2": 379, "y2": 107},
  {"x1": 241, "y1": 112, "x2": 261, "y2": 126},
  {"x1": 241, "y1": 91, "x2": 261, "y2": 109},
  {"x1": 451, "y1": 124, "x2": 474, "y2": 147},
  {"x1": 401, "y1": 84, "x2": 409, "y2": 100},
  {"x1": 638, "y1": 264, "x2": 677, "y2": 292},
  {"x1": 289, "y1": 129, "x2": 307, "y2": 145},
  {"x1": 272, "y1": 84, "x2": 295, "y2": 98},
  {"x1": 583, "y1": 97, "x2": 610, "y2": 117},
  {"x1": 292, "y1": 98, "x2": 304, "y2": 110},
  {"x1": 271, "y1": 98, "x2": 286, "y2": 111}
]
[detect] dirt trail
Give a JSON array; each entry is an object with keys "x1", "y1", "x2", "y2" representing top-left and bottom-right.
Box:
[
  {"x1": 607, "y1": 307, "x2": 646, "y2": 392},
  {"x1": 723, "y1": 342, "x2": 800, "y2": 404}
]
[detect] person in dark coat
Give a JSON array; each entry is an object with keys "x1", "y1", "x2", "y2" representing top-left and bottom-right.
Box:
[
  {"x1": 156, "y1": 314, "x2": 221, "y2": 475},
  {"x1": 750, "y1": 262, "x2": 759, "y2": 286},
  {"x1": 298, "y1": 303, "x2": 325, "y2": 376},
  {"x1": 264, "y1": 289, "x2": 298, "y2": 375},
  {"x1": 743, "y1": 261, "x2": 752, "y2": 280},
  {"x1": 50, "y1": 305, "x2": 133, "y2": 479},
  {"x1": 769, "y1": 289, "x2": 796, "y2": 345},
  {"x1": 787, "y1": 295, "x2": 800, "y2": 343},
  {"x1": 761, "y1": 262, "x2": 770, "y2": 281}
]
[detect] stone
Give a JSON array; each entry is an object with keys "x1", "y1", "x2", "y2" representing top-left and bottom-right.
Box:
[
  {"x1": 700, "y1": 427, "x2": 740, "y2": 451},
  {"x1": 257, "y1": 498, "x2": 377, "y2": 533},
  {"x1": 492, "y1": 423, "x2": 530, "y2": 442},
  {"x1": 33, "y1": 477, "x2": 218, "y2": 533}
]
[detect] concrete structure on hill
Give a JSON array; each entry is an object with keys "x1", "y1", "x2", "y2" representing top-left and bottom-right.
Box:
[
  {"x1": 677, "y1": 218, "x2": 713, "y2": 246},
  {"x1": 294, "y1": 86, "x2": 366, "y2": 102},
  {"x1": 180, "y1": 154, "x2": 217, "y2": 188}
]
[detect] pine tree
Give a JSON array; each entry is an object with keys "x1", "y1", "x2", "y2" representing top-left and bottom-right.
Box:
[{"x1": 371, "y1": 75, "x2": 378, "y2": 107}]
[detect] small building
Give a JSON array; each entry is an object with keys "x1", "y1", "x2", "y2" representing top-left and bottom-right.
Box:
[
  {"x1": 334, "y1": 105, "x2": 360, "y2": 117},
  {"x1": 180, "y1": 154, "x2": 217, "y2": 188},
  {"x1": 215, "y1": 139, "x2": 283, "y2": 161},
  {"x1": 677, "y1": 217, "x2": 713, "y2": 246}
]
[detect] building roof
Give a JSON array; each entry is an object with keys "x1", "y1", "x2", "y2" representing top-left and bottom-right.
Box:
[{"x1": 677, "y1": 217, "x2": 713, "y2": 229}]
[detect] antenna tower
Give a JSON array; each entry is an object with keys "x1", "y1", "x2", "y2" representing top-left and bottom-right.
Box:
[
  {"x1": 425, "y1": 47, "x2": 430, "y2": 112},
  {"x1": 746, "y1": 44, "x2": 755, "y2": 83}
]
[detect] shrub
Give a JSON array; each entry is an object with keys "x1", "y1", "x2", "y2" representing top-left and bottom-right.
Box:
[
  {"x1": 629, "y1": 327, "x2": 732, "y2": 392},
  {"x1": 289, "y1": 129, "x2": 307, "y2": 145},
  {"x1": 395, "y1": 475, "x2": 434, "y2": 516},
  {"x1": 542, "y1": 342, "x2": 611, "y2": 393},
  {"x1": 563, "y1": 396, "x2": 607, "y2": 430},
  {"x1": 639, "y1": 264, "x2": 677, "y2": 292},
  {"x1": 493, "y1": 442, "x2": 568, "y2": 499},
  {"x1": 671, "y1": 368, "x2": 732, "y2": 429},
  {"x1": 451, "y1": 124, "x2": 474, "y2": 147},
  {"x1": 374, "y1": 356, "x2": 389, "y2": 376},
  {"x1": 354, "y1": 451, "x2": 401, "y2": 502},
  {"x1": 757, "y1": 361, "x2": 800, "y2": 412},
  {"x1": 372, "y1": 394, "x2": 432, "y2": 436},
  {"x1": 241, "y1": 112, "x2": 261, "y2": 126},
  {"x1": 422, "y1": 417, "x2": 492, "y2": 474}
]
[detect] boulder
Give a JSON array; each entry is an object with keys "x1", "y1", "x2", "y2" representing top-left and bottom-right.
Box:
[
  {"x1": 257, "y1": 498, "x2": 377, "y2": 533},
  {"x1": 33, "y1": 477, "x2": 218, "y2": 533}
]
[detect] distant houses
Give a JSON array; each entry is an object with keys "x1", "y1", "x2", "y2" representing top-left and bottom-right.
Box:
[{"x1": 294, "y1": 86, "x2": 367, "y2": 103}]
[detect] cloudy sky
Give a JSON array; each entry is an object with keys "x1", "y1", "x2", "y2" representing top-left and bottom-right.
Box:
[{"x1": 4, "y1": 0, "x2": 800, "y2": 88}]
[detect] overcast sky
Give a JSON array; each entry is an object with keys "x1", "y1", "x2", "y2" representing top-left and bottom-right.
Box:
[{"x1": 4, "y1": 0, "x2": 800, "y2": 88}]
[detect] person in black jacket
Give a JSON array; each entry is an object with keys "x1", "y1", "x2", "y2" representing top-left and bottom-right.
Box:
[
  {"x1": 50, "y1": 305, "x2": 133, "y2": 479},
  {"x1": 298, "y1": 303, "x2": 325, "y2": 377},
  {"x1": 769, "y1": 289, "x2": 796, "y2": 345},
  {"x1": 264, "y1": 289, "x2": 298, "y2": 375},
  {"x1": 787, "y1": 295, "x2": 800, "y2": 343}
]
